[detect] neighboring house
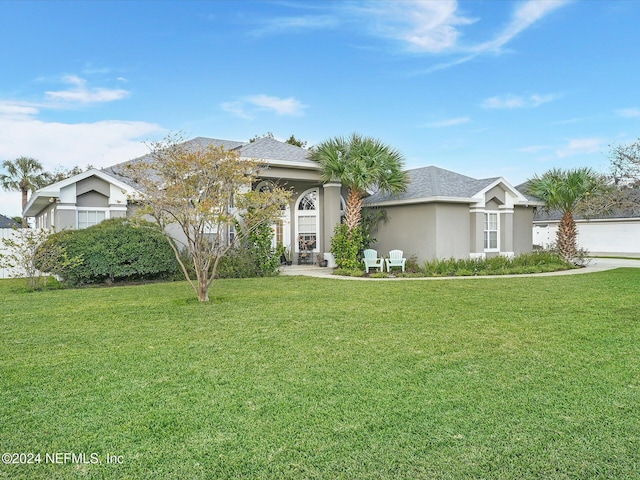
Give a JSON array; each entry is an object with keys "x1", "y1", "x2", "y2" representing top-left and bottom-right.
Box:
[
  {"x1": 364, "y1": 166, "x2": 543, "y2": 262},
  {"x1": 23, "y1": 137, "x2": 541, "y2": 264},
  {"x1": 532, "y1": 189, "x2": 640, "y2": 256},
  {"x1": 0, "y1": 213, "x2": 22, "y2": 279}
]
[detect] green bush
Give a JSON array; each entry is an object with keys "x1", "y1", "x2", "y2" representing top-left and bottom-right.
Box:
[
  {"x1": 41, "y1": 218, "x2": 178, "y2": 285},
  {"x1": 333, "y1": 268, "x2": 365, "y2": 277},
  {"x1": 423, "y1": 251, "x2": 574, "y2": 277},
  {"x1": 330, "y1": 223, "x2": 363, "y2": 270},
  {"x1": 216, "y1": 247, "x2": 263, "y2": 279}
]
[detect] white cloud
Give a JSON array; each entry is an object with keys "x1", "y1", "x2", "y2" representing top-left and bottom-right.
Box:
[
  {"x1": 222, "y1": 95, "x2": 307, "y2": 118},
  {"x1": 220, "y1": 101, "x2": 253, "y2": 120},
  {"x1": 424, "y1": 116, "x2": 470, "y2": 128},
  {"x1": 0, "y1": 114, "x2": 164, "y2": 217},
  {"x1": 245, "y1": 95, "x2": 307, "y2": 116},
  {"x1": 474, "y1": 0, "x2": 570, "y2": 53},
  {"x1": 0, "y1": 102, "x2": 40, "y2": 118},
  {"x1": 359, "y1": 0, "x2": 476, "y2": 53},
  {"x1": 555, "y1": 138, "x2": 603, "y2": 158},
  {"x1": 482, "y1": 93, "x2": 560, "y2": 109},
  {"x1": 250, "y1": 15, "x2": 339, "y2": 36},
  {"x1": 45, "y1": 75, "x2": 129, "y2": 104},
  {"x1": 617, "y1": 108, "x2": 640, "y2": 118}
]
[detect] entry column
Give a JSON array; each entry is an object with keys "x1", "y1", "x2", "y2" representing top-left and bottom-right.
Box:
[{"x1": 322, "y1": 182, "x2": 342, "y2": 258}]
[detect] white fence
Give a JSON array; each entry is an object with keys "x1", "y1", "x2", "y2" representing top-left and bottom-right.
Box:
[{"x1": 0, "y1": 228, "x2": 25, "y2": 279}]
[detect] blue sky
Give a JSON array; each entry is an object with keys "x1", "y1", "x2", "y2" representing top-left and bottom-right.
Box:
[{"x1": 1, "y1": 0, "x2": 639, "y2": 217}]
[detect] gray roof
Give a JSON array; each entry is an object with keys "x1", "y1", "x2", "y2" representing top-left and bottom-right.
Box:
[
  {"x1": 515, "y1": 181, "x2": 545, "y2": 203},
  {"x1": 104, "y1": 137, "x2": 248, "y2": 187},
  {"x1": 238, "y1": 137, "x2": 315, "y2": 166},
  {"x1": 364, "y1": 166, "x2": 500, "y2": 204},
  {"x1": 0, "y1": 214, "x2": 20, "y2": 228},
  {"x1": 102, "y1": 136, "x2": 316, "y2": 187}
]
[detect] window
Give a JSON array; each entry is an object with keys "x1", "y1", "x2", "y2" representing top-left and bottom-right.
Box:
[
  {"x1": 295, "y1": 188, "x2": 319, "y2": 252},
  {"x1": 484, "y1": 212, "x2": 499, "y2": 250},
  {"x1": 78, "y1": 210, "x2": 106, "y2": 229}
]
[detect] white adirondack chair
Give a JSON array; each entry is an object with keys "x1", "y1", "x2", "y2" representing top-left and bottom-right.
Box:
[
  {"x1": 385, "y1": 250, "x2": 406, "y2": 272},
  {"x1": 362, "y1": 249, "x2": 384, "y2": 273}
]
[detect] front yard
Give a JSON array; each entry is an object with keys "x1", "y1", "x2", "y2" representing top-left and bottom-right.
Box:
[{"x1": 1, "y1": 270, "x2": 639, "y2": 479}]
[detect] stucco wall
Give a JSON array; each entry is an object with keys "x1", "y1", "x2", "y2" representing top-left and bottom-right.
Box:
[
  {"x1": 513, "y1": 207, "x2": 534, "y2": 255},
  {"x1": 77, "y1": 177, "x2": 110, "y2": 197},
  {"x1": 434, "y1": 203, "x2": 471, "y2": 259},
  {"x1": 372, "y1": 204, "x2": 435, "y2": 261},
  {"x1": 77, "y1": 191, "x2": 109, "y2": 208},
  {"x1": 372, "y1": 203, "x2": 471, "y2": 263}
]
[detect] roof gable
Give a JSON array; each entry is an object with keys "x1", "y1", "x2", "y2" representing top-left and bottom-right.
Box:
[{"x1": 23, "y1": 169, "x2": 137, "y2": 216}]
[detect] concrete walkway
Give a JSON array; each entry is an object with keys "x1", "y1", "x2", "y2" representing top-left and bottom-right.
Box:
[{"x1": 279, "y1": 257, "x2": 640, "y2": 280}]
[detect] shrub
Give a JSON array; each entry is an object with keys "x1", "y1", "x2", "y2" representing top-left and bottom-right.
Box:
[
  {"x1": 333, "y1": 268, "x2": 365, "y2": 277},
  {"x1": 330, "y1": 223, "x2": 363, "y2": 270},
  {"x1": 422, "y1": 252, "x2": 574, "y2": 277},
  {"x1": 41, "y1": 218, "x2": 178, "y2": 285},
  {"x1": 246, "y1": 221, "x2": 280, "y2": 276},
  {"x1": 216, "y1": 247, "x2": 261, "y2": 279}
]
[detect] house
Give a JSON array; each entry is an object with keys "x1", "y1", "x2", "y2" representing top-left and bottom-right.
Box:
[
  {"x1": 23, "y1": 137, "x2": 541, "y2": 264},
  {"x1": 364, "y1": 166, "x2": 543, "y2": 262},
  {"x1": 23, "y1": 137, "x2": 343, "y2": 265},
  {"x1": 532, "y1": 189, "x2": 640, "y2": 256}
]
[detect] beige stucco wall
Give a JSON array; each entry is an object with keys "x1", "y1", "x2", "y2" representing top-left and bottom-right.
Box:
[
  {"x1": 258, "y1": 166, "x2": 322, "y2": 182},
  {"x1": 77, "y1": 177, "x2": 110, "y2": 197},
  {"x1": 77, "y1": 191, "x2": 109, "y2": 208},
  {"x1": 513, "y1": 207, "x2": 534, "y2": 255},
  {"x1": 372, "y1": 202, "x2": 472, "y2": 263},
  {"x1": 485, "y1": 186, "x2": 506, "y2": 205}
]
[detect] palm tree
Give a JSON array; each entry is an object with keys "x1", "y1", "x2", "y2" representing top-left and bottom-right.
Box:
[
  {"x1": 527, "y1": 167, "x2": 604, "y2": 261},
  {"x1": 310, "y1": 133, "x2": 407, "y2": 233},
  {"x1": 0, "y1": 157, "x2": 46, "y2": 226}
]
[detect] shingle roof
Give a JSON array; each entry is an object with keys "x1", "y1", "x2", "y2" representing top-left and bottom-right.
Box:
[
  {"x1": 102, "y1": 136, "x2": 317, "y2": 186},
  {"x1": 0, "y1": 214, "x2": 20, "y2": 228},
  {"x1": 515, "y1": 181, "x2": 545, "y2": 203},
  {"x1": 238, "y1": 137, "x2": 315, "y2": 166},
  {"x1": 364, "y1": 166, "x2": 499, "y2": 204},
  {"x1": 103, "y1": 137, "x2": 248, "y2": 187}
]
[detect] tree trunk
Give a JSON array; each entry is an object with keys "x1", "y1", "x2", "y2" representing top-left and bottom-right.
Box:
[
  {"x1": 197, "y1": 280, "x2": 209, "y2": 302},
  {"x1": 21, "y1": 188, "x2": 28, "y2": 227},
  {"x1": 344, "y1": 188, "x2": 363, "y2": 232},
  {"x1": 556, "y1": 210, "x2": 577, "y2": 262}
]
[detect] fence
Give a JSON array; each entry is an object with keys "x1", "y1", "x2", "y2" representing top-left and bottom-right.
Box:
[{"x1": 0, "y1": 228, "x2": 25, "y2": 278}]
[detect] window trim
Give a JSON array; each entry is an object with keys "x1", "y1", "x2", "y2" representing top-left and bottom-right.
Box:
[
  {"x1": 76, "y1": 208, "x2": 109, "y2": 229},
  {"x1": 294, "y1": 187, "x2": 319, "y2": 253},
  {"x1": 483, "y1": 211, "x2": 500, "y2": 252}
]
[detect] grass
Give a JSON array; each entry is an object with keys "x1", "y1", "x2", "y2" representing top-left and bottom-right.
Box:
[{"x1": 1, "y1": 270, "x2": 640, "y2": 479}]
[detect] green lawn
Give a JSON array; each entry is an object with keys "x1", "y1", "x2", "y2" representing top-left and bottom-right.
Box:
[{"x1": 1, "y1": 270, "x2": 639, "y2": 479}]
